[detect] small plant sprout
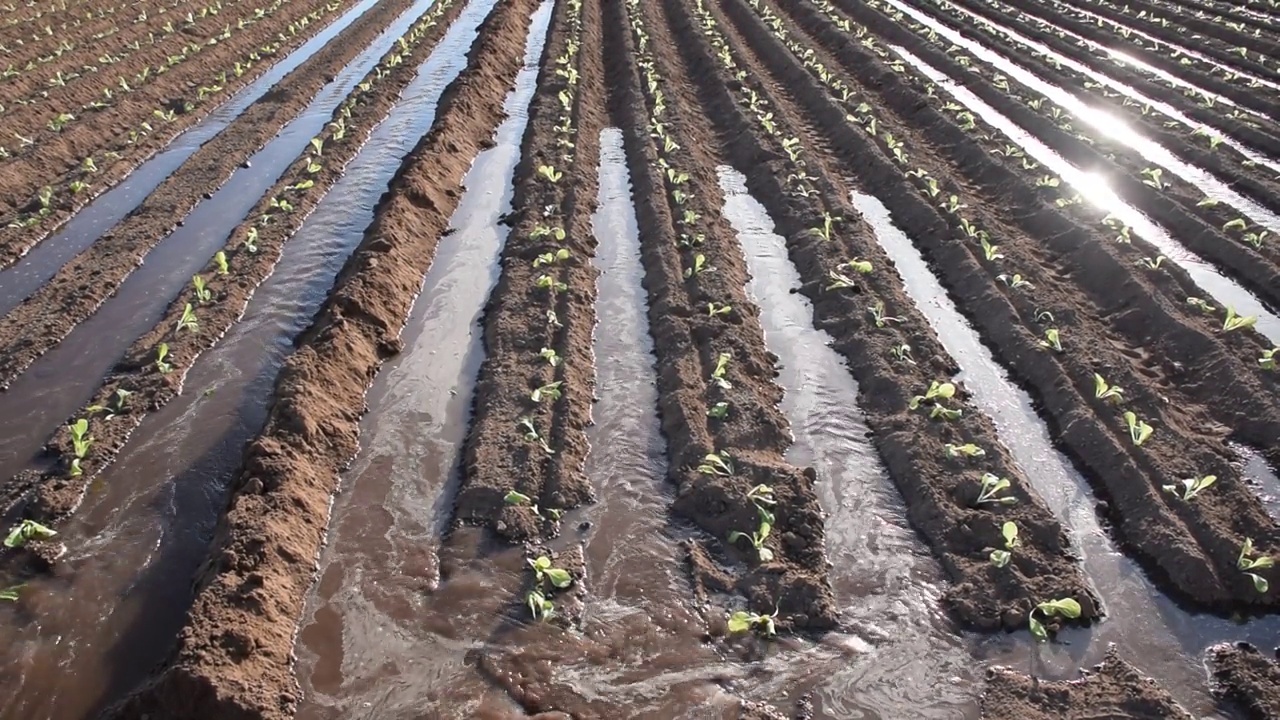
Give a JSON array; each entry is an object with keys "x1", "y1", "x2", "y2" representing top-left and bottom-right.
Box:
[
  {"x1": 243, "y1": 227, "x2": 259, "y2": 253},
  {"x1": 504, "y1": 490, "x2": 532, "y2": 507},
  {"x1": 1093, "y1": 374, "x2": 1124, "y2": 403},
  {"x1": 867, "y1": 300, "x2": 904, "y2": 328},
  {"x1": 710, "y1": 352, "x2": 732, "y2": 390},
  {"x1": 1140, "y1": 167, "x2": 1166, "y2": 190},
  {"x1": 518, "y1": 416, "x2": 554, "y2": 455},
  {"x1": 529, "y1": 555, "x2": 573, "y2": 589},
  {"x1": 997, "y1": 273, "x2": 1034, "y2": 290},
  {"x1": 1238, "y1": 538, "x2": 1274, "y2": 593},
  {"x1": 535, "y1": 274, "x2": 567, "y2": 292},
  {"x1": 940, "y1": 194, "x2": 965, "y2": 214},
  {"x1": 0, "y1": 585, "x2": 23, "y2": 602},
  {"x1": 192, "y1": 275, "x2": 211, "y2": 304},
  {"x1": 908, "y1": 381, "x2": 956, "y2": 411},
  {"x1": 309, "y1": 137, "x2": 323, "y2": 156},
  {"x1": 539, "y1": 348, "x2": 561, "y2": 367},
  {"x1": 1137, "y1": 255, "x2": 1166, "y2": 270},
  {"x1": 1260, "y1": 348, "x2": 1278, "y2": 371},
  {"x1": 707, "y1": 401, "x2": 729, "y2": 419},
  {"x1": 1222, "y1": 306, "x2": 1257, "y2": 332},
  {"x1": 177, "y1": 303, "x2": 198, "y2": 333},
  {"x1": 727, "y1": 608, "x2": 778, "y2": 636},
  {"x1": 980, "y1": 235, "x2": 1003, "y2": 261},
  {"x1": 1163, "y1": 474, "x2": 1217, "y2": 501},
  {"x1": 698, "y1": 451, "x2": 734, "y2": 476},
  {"x1": 530, "y1": 381, "x2": 562, "y2": 403},
  {"x1": 728, "y1": 518, "x2": 774, "y2": 562},
  {"x1": 747, "y1": 484, "x2": 776, "y2": 523},
  {"x1": 1223, "y1": 218, "x2": 1248, "y2": 232},
  {"x1": 707, "y1": 302, "x2": 732, "y2": 317},
  {"x1": 1038, "y1": 328, "x2": 1063, "y2": 353},
  {"x1": 533, "y1": 248, "x2": 570, "y2": 267},
  {"x1": 1028, "y1": 598, "x2": 1083, "y2": 642},
  {"x1": 527, "y1": 588, "x2": 554, "y2": 621},
  {"x1": 537, "y1": 165, "x2": 563, "y2": 183},
  {"x1": 4, "y1": 519, "x2": 57, "y2": 548},
  {"x1": 213, "y1": 251, "x2": 228, "y2": 275},
  {"x1": 989, "y1": 521, "x2": 1019, "y2": 568},
  {"x1": 889, "y1": 343, "x2": 915, "y2": 364},
  {"x1": 155, "y1": 343, "x2": 172, "y2": 374},
  {"x1": 1187, "y1": 297, "x2": 1216, "y2": 314},
  {"x1": 816, "y1": 212, "x2": 839, "y2": 241},
  {"x1": 945, "y1": 443, "x2": 986, "y2": 459},
  {"x1": 1122, "y1": 411, "x2": 1154, "y2": 446},
  {"x1": 684, "y1": 253, "x2": 715, "y2": 278},
  {"x1": 975, "y1": 472, "x2": 1017, "y2": 506}
]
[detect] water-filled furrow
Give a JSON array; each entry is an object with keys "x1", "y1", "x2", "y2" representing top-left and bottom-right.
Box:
[
  {"x1": 1043, "y1": 0, "x2": 1280, "y2": 93},
  {"x1": 0, "y1": 3, "x2": 496, "y2": 714},
  {"x1": 0, "y1": 0, "x2": 458, "y2": 482},
  {"x1": 719, "y1": 167, "x2": 980, "y2": 718},
  {"x1": 851, "y1": 190, "x2": 1280, "y2": 716},
  {"x1": 885, "y1": 42, "x2": 1280, "y2": 343},
  {"x1": 882, "y1": 1, "x2": 1280, "y2": 238},
  {"x1": 0, "y1": 0, "x2": 385, "y2": 305},
  {"x1": 292, "y1": 8, "x2": 548, "y2": 714},
  {"x1": 903, "y1": 0, "x2": 1280, "y2": 173}
]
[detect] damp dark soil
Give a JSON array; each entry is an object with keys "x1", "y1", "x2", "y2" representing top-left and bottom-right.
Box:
[
  {"x1": 1210, "y1": 643, "x2": 1280, "y2": 720},
  {"x1": 980, "y1": 648, "x2": 1194, "y2": 719},
  {"x1": 100, "y1": 1, "x2": 543, "y2": 716}
]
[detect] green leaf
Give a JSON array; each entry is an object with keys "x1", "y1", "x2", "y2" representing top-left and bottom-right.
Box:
[
  {"x1": 1038, "y1": 598, "x2": 1082, "y2": 619},
  {"x1": 545, "y1": 567, "x2": 573, "y2": 588},
  {"x1": 758, "y1": 547, "x2": 775, "y2": 562},
  {"x1": 0, "y1": 584, "x2": 24, "y2": 602},
  {"x1": 727, "y1": 610, "x2": 752, "y2": 633},
  {"x1": 4, "y1": 519, "x2": 57, "y2": 548},
  {"x1": 1002, "y1": 521, "x2": 1018, "y2": 547},
  {"x1": 532, "y1": 556, "x2": 552, "y2": 571},
  {"x1": 1029, "y1": 615, "x2": 1048, "y2": 642}
]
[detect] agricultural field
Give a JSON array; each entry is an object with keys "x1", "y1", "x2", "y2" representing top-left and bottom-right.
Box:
[{"x1": 0, "y1": 0, "x2": 1278, "y2": 716}]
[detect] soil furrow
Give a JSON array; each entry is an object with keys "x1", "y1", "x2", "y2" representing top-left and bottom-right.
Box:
[
  {"x1": 0, "y1": 0, "x2": 359, "y2": 263},
  {"x1": 1160, "y1": 0, "x2": 1280, "y2": 31},
  {"x1": 99, "y1": 1, "x2": 542, "y2": 717},
  {"x1": 679, "y1": 0, "x2": 1101, "y2": 631},
  {"x1": 760, "y1": 0, "x2": 1280, "y2": 611},
  {"x1": 0, "y1": 0, "x2": 469, "y2": 532},
  {"x1": 0, "y1": 0, "x2": 169, "y2": 72},
  {"x1": 454, "y1": 0, "x2": 604, "y2": 542},
  {"x1": 924, "y1": 0, "x2": 1280, "y2": 156},
  {"x1": 0, "y1": 0, "x2": 435, "y2": 394},
  {"x1": 604, "y1": 0, "x2": 838, "y2": 631},
  {"x1": 1210, "y1": 642, "x2": 1280, "y2": 720}
]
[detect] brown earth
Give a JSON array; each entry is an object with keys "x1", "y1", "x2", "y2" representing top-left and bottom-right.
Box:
[
  {"x1": 980, "y1": 647, "x2": 1194, "y2": 719},
  {"x1": 100, "y1": 0, "x2": 542, "y2": 716},
  {"x1": 454, "y1": 0, "x2": 604, "y2": 542},
  {"x1": 0, "y1": 0, "x2": 470, "y2": 529},
  {"x1": 0, "y1": 0, "x2": 362, "y2": 268},
  {"x1": 1210, "y1": 642, "x2": 1280, "y2": 720}
]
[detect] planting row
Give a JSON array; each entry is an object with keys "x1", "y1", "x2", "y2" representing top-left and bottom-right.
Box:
[
  {"x1": 0, "y1": 0, "x2": 187, "y2": 68},
  {"x1": 741, "y1": 0, "x2": 1280, "y2": 612},
  {"x1": 0, "y1": 0, "x2": 472, "y2": 583},
  {"x1": 100, "y1": 0, "x2": 545, "y2": 717},
  {"x1": 0, "y1": 0, "x2": 360, "y2": 267}
]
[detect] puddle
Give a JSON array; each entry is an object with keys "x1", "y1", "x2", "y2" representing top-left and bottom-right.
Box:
[
  {"x1": 720, "y1": 167, "x2": 980, "y2": 718},
  {"x1": 885, "y1": 43, "x2": 1280, "y2": 344},
  {"x1": 903, "y1": 0, "x2": 1280, "y2": 175},
  {"x1": 0, "y1": 0, "x2": 454, "y2": 483},
  {"x1": 292, "y1": 6, "x2": 549, "y2": 716},
  {"x1": 852, "y1": 190, "x2": 1280, "y2": 716},
  {"x1": 1234, "y1": 442, "x2": 1280, "y2": 521},
  {"x1": 0, "y1": 2, "x2": 500, "y2": 716},
  {"x1": 0, "y1": 0, "x2": 387, "y2": 310}
]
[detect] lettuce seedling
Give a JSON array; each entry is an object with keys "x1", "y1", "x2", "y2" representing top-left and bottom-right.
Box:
[
  {"x1": 88, "y1": 388, "x2": 133, "y2": 420},
  {"x1": 155, "y1": 343, "x2": 172, "y2": 374},
  {"x1": 533, "y1": 248, "x2": 570, "y2": 267},
  {"x1": 527, "y1": 588, "x2": 554, "y2": 620},
  {"x1": 1140, "y1": 167, "x2": 1166, "y2": 190},
  {"x1": 945, "y1": 443, "x2": 985, "y2": 459},
  {"x1": 684, "y1": 253, "x2": 715, "y2": 278},
  {"x1": 707, "y1": 401, "x2": 729, "y2": 419},
  {"x1": 535, "y1": 274, "x2": 567, "y2": 292},
  {"x1": 710, "y1": 352, "x2": 731, "y2": 390},
  {"x1": 1238, "y1": 538, "x2": 1273, "y2": 593},
  {"x1": 975, "y1": 472, "x2": 1017, "y2": 506},
  {"x1": 69, "y1": 419, "x2": 92, "y2": 460},
  {"x1": 518, "y1": 416, "x2": 554, "y2": 455},
  {"x1": 1222, "y1": 306, "x2": 1257, "y2": 332},
  {"x1": 868, "y1": 300, "x2": 904, "y2": 328},
  {"x1": 1093, "y1": 374, "x2": 1124, "y2": 403},
  {"x1": 1123, "y1": 411, "x2": 1153, "y2": 446},
  {"x1": 539, "y1": 348, "x2": 561, "y2": 367},
  {"x1": 1028, "y1": 598, "x2": 1082, "y2": 642},
  {"x1": 0, "y1": 584, "x2": 24, "y2": 602},
  {"x1": 537, "y1": 165, "x2": 563, "y2": 183},
  {"x1": 728, "y1": 519, "x2": 773, "y2": 562},
  {"x1": 908, "y1": 381, "x2": 956, "y2": 418},
  {"x1": 1038, "y1": 327, "x2": 1062, "y2": 352},
  {"x1": 504, "y1": 490, "x2": 532, "y2": 506},
  {"x1": 192, "y1": 275, "x2": 211, "y2": 303},
  {"x1": 1187, "y1": 297, "x2": 1215, "y2": 314},
  {"x1": 213, "y1": 251, "x2": 228, "y2": 275},
  {"x1": 177, "y1": 303, "x2": 198, "y2": 332},
  {"x1": 697, "y1": 451, "x2": 734, "y2": 476},
  {"x1": 1223, "y1": 218, "x2": 1248, "y2": 232},
  {"x1": 529, "y1": 555, "x2": 573, "y2": 588},
  {"x1": 1260, "y1": 348, "x2": 1278, "y2": 371},
  {"x1": 980, "y1": 235, "x2": 1003, "y2": 261},
  {"x1": 531, "y1": 382, "x2": 562, "y2": 403},
  {"x1": 996, "y1": 273, "x2": 1033, "y2": 290},
  {"x1": 530, "y1": 225, "x2": 566, "y2": 242},
  {"x1": 989, "y1": 521, "x2": 1019, "y2": 568},
  {"x1": 890, "y1": 343, "x2": 914, "y2": 364},
  {"x1": 707, "y1": 302, "x2": 732, "y2": 317},
  {"x1": 243, "y1": 227, "x2": 259, "y2": 253},
  {"x1": 3, "y1": 519, "x2": 57, "y2": 548},
  {"x1": 747, "y1": 484, "x2": 775, "y2": 524},
  {"x1": 727, "y1": 608, "x2": 777, "y2": 636},
  {"x1": 1163, "y1": 474, "x2": 1216, "y2": 500}
]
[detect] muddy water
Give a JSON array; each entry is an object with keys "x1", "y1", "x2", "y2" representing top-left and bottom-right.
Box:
[
  {"x1": 882, "y1": 41, "x2": 1280, "y2": 343},
  {"x1": 0, "y1": 0, "x2": 386, "y2": 311},
  {"x1": 908, "y1": 0, "x2": 1280, "y2": 174},
  {"x1": 291, "y1": 7, "x2": 550, "y2": 716},
  {"x1": 852, "y1": 190, "x2": 1280, "y2": 717},
  {"x1": 0, "y1": 0, "x2": 454, "y2": 482},
  {"x1": 719, "y1": 167, "x2": 980, "y2": 718},
  {"x1": 0, "y1": 2, "x2": 498, "y2": 716},
  {"x1": 890, "y1": 0, "x2": 1280, "y2": 237}
]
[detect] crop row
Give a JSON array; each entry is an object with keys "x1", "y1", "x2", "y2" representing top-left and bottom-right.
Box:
[
  {"x1": 99, "y1": 1, "x2": 545, "y2": 716},
  {"x1": 0, "y1": 0, "x2": 471, "y2": 577},
  {"x1": 766, "y1": 0, "x2": 1280, "y2": 609},
  {"x1": 454, "y1": 0, "x2": 600, "y2": 557},
  {"x1": 0, "y1": 0, "x2": 184, "y2": 66},
  {"x1": 0, "y1": 0, "x2": 356, "y2": 266},
  {"x1": 604, "y1": 0, "x2": 839, "y2": 632}
]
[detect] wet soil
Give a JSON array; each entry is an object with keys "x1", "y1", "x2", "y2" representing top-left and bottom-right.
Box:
[
  {"x1": 100, "y1": 0, "x2": 543, "y2": 716},
  {"x1": 0, "y1": 0, "x2": 362, "y2": 268},
  {"x1": 454, "y1": 0, "x2": 603, "y2": 541},
  {"x1": 1210, "y1": 642, "x2": 1280, "y2": 720},
  {"x1": 980, "y1": 647, "x2": 1194, "y2": 719},
  {"x1": 0, "y1": 0, "x2": 471, "y2": 530}
]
